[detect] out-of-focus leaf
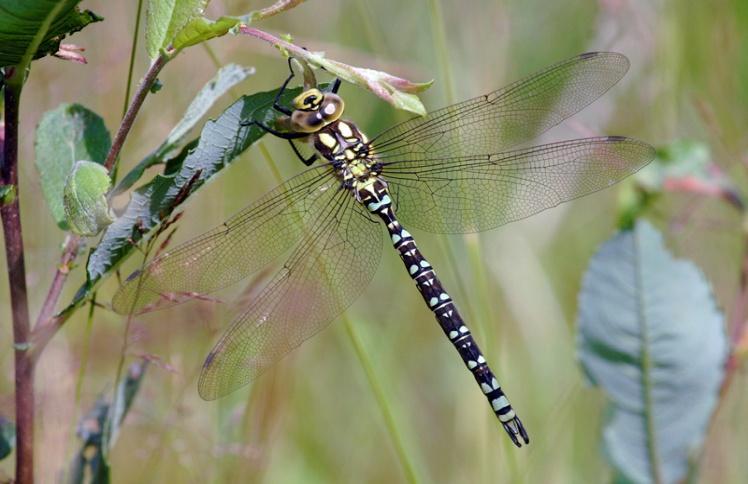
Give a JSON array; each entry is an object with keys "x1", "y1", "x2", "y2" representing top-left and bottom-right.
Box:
[
  {"x1": 171, "y1": 15, "x2": 240, "y2": 53},
  {"x1": 577, "y1": 220, "x2": 727, "y2": 484},
  {"x1": 0, "y1": 416, "x2": 15, "y2": 461},
  {"x1": 34, "y1": 103, "x2": 111, "y2": 230},
  {"x1": 114, "y1": 63, "x2": 255, "y2": 194},
  {"x1": 640, "y1": 140, "x2": 711, "y2": 188},
  {"x1": 63, "y1": 160, "x2": 114, "y2": 236},
  {"x1": 145, "y1": 0, "x2": 207, "y2": 58},
  {"x1": 73, "y1": 84, "x2": 326, "y2": 308},
  {"x1": 69, "y1": 361, "x2": 148, "y2": 484},
  {"x1": 0, "y1": 1, "x2": 102, "y2": 67},
  {"x1": 636, "y1": 140, "x2": 742, "y2": 208}
]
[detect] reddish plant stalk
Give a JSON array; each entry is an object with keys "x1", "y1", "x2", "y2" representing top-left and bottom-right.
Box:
[
  {"x1": 2, "y1": 72, "x2": 34, "y2": 484},
  {"x1": 104, "y1": 53, "x2": 168, "y2": 172}
]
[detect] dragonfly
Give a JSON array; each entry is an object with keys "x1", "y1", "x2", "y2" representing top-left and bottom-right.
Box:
[{"x1": 112, "y1": 52, "x2": 655, "y2": 447}]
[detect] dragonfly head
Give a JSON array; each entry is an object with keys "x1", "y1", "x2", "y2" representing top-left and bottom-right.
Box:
[{"x1": 290, "y1": 88, "x2": 345, "y2": 133}]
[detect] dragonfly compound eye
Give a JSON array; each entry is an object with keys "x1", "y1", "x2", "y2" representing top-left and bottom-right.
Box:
[
  {"x1": 291, "y1": 110, "x2": 325, "y2": 133},
  {"x1": 320, "y1": 94, "x2": 345, "y2": 122}
]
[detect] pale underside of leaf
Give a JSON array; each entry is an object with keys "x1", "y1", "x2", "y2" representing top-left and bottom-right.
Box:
[{"x1": 577, "y1": 220, "x2": 726, "y2": 484}]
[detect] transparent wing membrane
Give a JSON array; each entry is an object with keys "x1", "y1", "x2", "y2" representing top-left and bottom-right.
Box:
[
  {"x1": 198, "y1": 194, "x2": 382, "y2": 399},
  {"x1": 109, "y1": 51, "x2": 654, "y2": 407},
  {"x1": 112, "y1": 165, "x2": 338, "y2": 314},
  {"x1": 384, "y1": 137, "x2": 655, "y2": 233},
  {"x1": 372, "y1": 52, "x2": 629, "y2": 160}
]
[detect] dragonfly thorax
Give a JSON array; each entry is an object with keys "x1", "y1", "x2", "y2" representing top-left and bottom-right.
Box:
[{"x1": 312, "y1": 120, "x2": 380, "y2": 193}]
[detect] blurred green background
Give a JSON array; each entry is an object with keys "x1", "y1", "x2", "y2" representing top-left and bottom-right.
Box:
[{"x1": 2, "y1": 0, "x2": 748, "y2": 482}]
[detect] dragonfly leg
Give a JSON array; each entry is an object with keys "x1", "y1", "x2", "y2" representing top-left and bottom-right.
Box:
[
  {"x1": 272, "y1": 58, "x2": 296, "y2": 116},
  {"x1": 240, "y1": 118, "x2": 308, "y2": 140},
  {"x1": 287, "y1": 139, "x2": 318, "y2": 166},
  {"x1": 328, "y1": 78, "x2": 342, "y2": 94}
]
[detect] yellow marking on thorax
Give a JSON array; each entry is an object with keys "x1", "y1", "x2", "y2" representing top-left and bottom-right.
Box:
[
  {"x1": 350, "y1": 161, "x2": 367, "y2": 177},
  {"x1": 318, "y1": 132, "x2": 337, "y2": 149},
  {"x1": 337, "y1": 122, "x2": 353, "y2": 138}
]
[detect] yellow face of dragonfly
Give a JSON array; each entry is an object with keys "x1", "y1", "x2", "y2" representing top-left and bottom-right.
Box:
[{"x1": 289, "y1": 88, "x2": 345, "y2": 133}]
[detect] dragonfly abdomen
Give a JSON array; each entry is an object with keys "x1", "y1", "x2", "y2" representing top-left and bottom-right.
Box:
[{"x1": 358, "y1": 178, "x2": 529, "y2": 447}]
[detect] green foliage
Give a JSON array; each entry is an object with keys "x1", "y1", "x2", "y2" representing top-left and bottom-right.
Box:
[
  {"x1": 146, "y1": 0, "x2": 208, "y2": 58},
  {"x1": 577, "y1": 220, "x2": 727, "y2": 484},
  {"x1": 637, "y1": 140, "x2": 726, "y2": 192},
  {"x1": 77, "y1": 84, "x2": 324, "y2": 306},
  {"x1": 34, "y1": 103, "x2": 111, "y2": 230},
  {"x1": 145, "y1": 0, "x2": 240, "y2": 58},
  {"x1": 114, "y1": 63, "x2": 255, "y2": 194},
  {"x1": 63, "y1": 161, "x2": 114, "y2": 236},
  {"x1": 171, "y1": 15, "x2": 241, "y2": 53},
  {"x1": 0, "y1": 416, "x2": 14, "y2": 461},
  {"x1": 0, "y1": 0, "x2": 102, "y2": 67}
]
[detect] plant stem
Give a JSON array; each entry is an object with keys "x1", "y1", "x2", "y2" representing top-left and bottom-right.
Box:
[
  {"x1": 104, "y1": 53, "x2": 169, "y2": 172},
  {"x1": 75, "y1": 295, "x2": 97, "y2": 402},
  {"x1": 239, "y1": 26, "x2": 309, "y2": 58},
  {"x1": 122, "y1": 0, "x2": 145, "y2": 119},
  {"x1": 31, "y1": 235, "x2": 80, "y2": 355},
  {"x1": 2, "y1": 70, "x2": 33, "y2": 484},
  {"x1": 343, "y1": 317, "x2": 419, "y2": 484}
]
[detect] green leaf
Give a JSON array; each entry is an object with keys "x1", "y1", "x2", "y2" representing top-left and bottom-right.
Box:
[
  {"x1": 78, "y1": 84, "x2": 326, "y2": 302},
  {"x1": 145, "y1": 0, "x2": 208, "y2": 58},
  {"x1": 577, "y1": 220, "x2": 727, "y2": 484},
  {"x1": 0, "y1": 416, "x2": 14, "y2": 461},
  {"x1": 171, "y1": 15, "x2": 240, "y2": 53},
  {"x1": 114, "y1": 63, "x2": 255, "y2": 194},
  {"x1": 63, "y1": 161, "x2": 114, "y2": 236},
  {"x1": 0, "y1": 1, "x2": 102, "y2": 67},
  {"x1": 34, "y1": 103, "x2": 111, "y2": 230}
]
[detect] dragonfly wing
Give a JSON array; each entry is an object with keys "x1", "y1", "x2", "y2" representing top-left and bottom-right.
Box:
[
  {"x1": 371, "y1": 52, "x2": 629, "y2": 160},
  {"x1": 384, "y1": 137, "x2": 655, "y2": 233},
  {"x1": 112, "y1": 164, "x2": 338, "y2": 315},
  {"x1": 198, "y1": 192, "x2": 382, "y2": 400}
]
